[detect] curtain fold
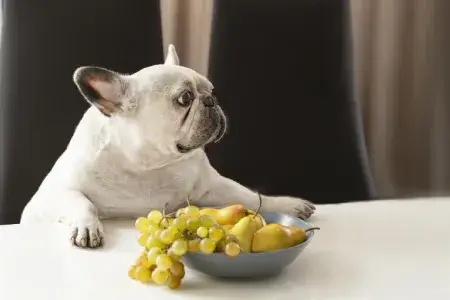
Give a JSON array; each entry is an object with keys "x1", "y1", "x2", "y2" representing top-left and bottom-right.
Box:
[
  {"x1": 162, "y1": 0, "x2": 450, "y2": 198},
  {"x1": 160, "y1": 0, "x2": 212, "y2": 75},
  {"x1": 351, "y1": 0, "x2": 450, "y2": 197}
]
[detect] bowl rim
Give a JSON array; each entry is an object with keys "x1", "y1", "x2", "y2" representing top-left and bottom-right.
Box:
[{"x1": 185, "y1": 210, "x2": 316, "y2": 257}]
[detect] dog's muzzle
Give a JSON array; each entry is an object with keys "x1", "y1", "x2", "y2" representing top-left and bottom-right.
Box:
[{"x1": 176, "y1": 95, "x2": 225, "y2": 153}]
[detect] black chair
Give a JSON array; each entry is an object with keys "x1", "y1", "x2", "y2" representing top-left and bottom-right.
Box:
[
  {"x1": 206, "y1": 0, "x2": 376, "y2": 204},
  {"x1": 0, "y1": 0, "x2": 164, "y2": 224}
]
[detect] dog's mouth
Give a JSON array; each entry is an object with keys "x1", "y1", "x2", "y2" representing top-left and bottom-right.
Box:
[
  {"x1": 213, "y1": 113, "x2": 227, "y2": 143},
  {"x1": 176, "y1": 143, "x2": 192, "y2": 153}
]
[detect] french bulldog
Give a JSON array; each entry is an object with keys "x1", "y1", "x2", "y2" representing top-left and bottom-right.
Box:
[{"x1": 20, "y1": 45, "x2": 315, "y2": 248}]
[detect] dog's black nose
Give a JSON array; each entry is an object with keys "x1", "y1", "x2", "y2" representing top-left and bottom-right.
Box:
[{"x1": 201, "y1": 95, "x2": 217, "y2": 107}]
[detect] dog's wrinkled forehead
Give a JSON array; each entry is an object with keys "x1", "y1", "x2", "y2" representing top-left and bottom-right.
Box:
[{"x1": 131, "y1": 65, "x2": 213, "y2": 95}]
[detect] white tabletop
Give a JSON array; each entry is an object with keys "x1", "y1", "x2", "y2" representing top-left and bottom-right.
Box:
[{"x1": 1, "y1": 198, "x2": 450, "y2": 300}]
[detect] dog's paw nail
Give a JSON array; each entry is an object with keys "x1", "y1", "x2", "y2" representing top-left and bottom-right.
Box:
[
  {"x1": 70, "y1": 220, "x2": 104, "y2": 249},
  {"x1": 90, "y1": 238, "x2": 98, "y2": 248},
  {"x1": 90, "y1": 235, "x2": 103, "y2": 248},
  {"x1": 294, "y1": 205, "x2": 314, "y2": 220}
]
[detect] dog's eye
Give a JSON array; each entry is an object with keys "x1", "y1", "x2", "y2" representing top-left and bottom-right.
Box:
[{"x1": 178, "y1": 91, "x2": 195, "y2": 107}]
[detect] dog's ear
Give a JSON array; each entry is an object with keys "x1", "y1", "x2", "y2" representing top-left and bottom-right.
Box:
[
  {"x1": 73, "y1": 66, "x2": 132, "y2": 117},
  {"x1": 164, "y1": 44, "x2": 180, "y2": 66}
]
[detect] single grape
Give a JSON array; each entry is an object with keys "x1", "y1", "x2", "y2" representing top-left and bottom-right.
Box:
[
  {"x1": 225, "y1": 242, "x2": 240, "y2": 257},
  {"x1": 172, "y1": 215, "x2": 188, "y2": 231},
  {"x1": 166, "y1": 275, "x2": 182, "y2": 290},
  {"x1": 199, "y1": 215, "x2": 216, "y2": 228},
  {"x1": 167, "y1": 225, "x2": 179, "y2": 235},
  {"x1": 135, "y1": 255, "x2": 144, "y2": 266},
  {"x1": 138, "y1": 233, "x2": 150, "y2": 247},
  {"x1": 147, "y1": 224, "x2": 159, "y2": 235},
  {"x1": 167, "y1": 249, "x2": 181, "y2": 261},
  {"x1": 156, "y1": 254, "x2": 173, "y2": 270},
  {"x1": 147, "y1": 210, "x2": 163, "y2": 224},
  {"x1": 128, "y1": 265, "x2": 138, "y2": 280},
  {"x1": 146, "y1": 235, "x2": 165, "y2": 249},
  {"x1": 159, "y1": 229, "x2": 176, "y2": 245},
  {"x1": 196, "y1": 227, "x2": 208, "y2": 238},
  {"x1": 199, "y1": 238, "x2": 216, "y2": 254},
  {"x1": 209, "y1": 226, "x2": 225, "y2": 242},
  {"x1": 184, "y1": 205, "x2": 200, "y2": 217},
  {"x1": 170, "y1": 261, "x2": 185, "y2": 278},
  {"x1": 147, "y1": 247, "x2": 163, "y2": 265},
  {"x1": 136, "y1": 266, "x2": 152, "y2": 283},
  {"x1": 152, "y1": 268, "x2": 170, "y2": 285},
  {"x1": 135, "y1": 217, "x2": 150, "y2": 232},
  {"x1": 188, "y1": 239, "x2": 201, "y2": 253},
  {"x1": 225, "y1": 234, "x2": 238, "y2": 244},
  {"x1": 171, "y1": 239, "x2": 188, "y2": 256},
  {"x1": 187, "y1": 218, "x2": 200, "y2": 232},
  {"x1": 139, "y1": 253, "x2": 152, "y2": 268},
  {"x1": 215, "y1": 240, "x2": 226, "y2": 252}
]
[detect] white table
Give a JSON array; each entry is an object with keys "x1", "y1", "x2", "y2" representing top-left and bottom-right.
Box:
[{"x1": 1, "y1": 199, "x2": 449, "y2": 300}]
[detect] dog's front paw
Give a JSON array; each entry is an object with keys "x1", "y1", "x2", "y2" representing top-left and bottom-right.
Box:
[
  {"x1": 70, "y1": 219, "x2": 104, "y2": 248},
  {"x1": 268, "y1": 196, "x2": 316, "y2": 220}
]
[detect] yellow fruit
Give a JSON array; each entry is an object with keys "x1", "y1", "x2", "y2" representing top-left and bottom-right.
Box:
[
  {"x1": 225, "y1": 242, "x2": 240, "y2": 257},
  {"x1": 252, "y1": 224, "x2": 319, "y2": 252},
  {"x1": 135, "y1": 217, "x2": 150, "y2": 232},
  {"x1": 136, "y1": 266, "x2": 152, "y2": 283},
  {"x1": 128, "y1": 265, "x2": 138, "y2": 280},
  {"x1": 170, "y1": 261, "x2": 185, "y2": 278},
  {"x1": 199, "y1": 205, "x2": 247, "y2": 226},
  {"x1": 152, "y1": 268, "x2": 170, "y2": 285},
  {"x1": 222, "y1": 224, "x2": 234, "y2": 232},
  {"x1": 166, "y1": 275, "x2": 182, "y2": 290},
  {"x1": 199, "y1": 238, "x2": 216, "y2": 254}
]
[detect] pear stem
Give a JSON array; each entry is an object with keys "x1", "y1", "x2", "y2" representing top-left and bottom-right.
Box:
[
  {"x1": 186, "y1": 195, "x2": 191, "y2": 206},
  {"x1": 304, "y1": 227, "x2": 320, "y2": 233},
  {"x1": 252, "y1": 192, "x2": 263, "y2": 219}
]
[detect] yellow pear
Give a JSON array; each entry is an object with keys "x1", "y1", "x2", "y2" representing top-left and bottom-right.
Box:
[
  {"x1": 228, "y1": 216, "x2": 260, "y2": 252},
  {"x1": 252, "y1": 224, "x2": 320, "y2": 253},
  {"x1": 246, "y1": 209, "x2": 266, "y2": 229},
  {"x1": 222, "y1": 224, "x2": 234, "y2": 232},
  {"x1": 198, "y1": 208, "x2": 219, "y2": 219},
  {"x1": 228, "y1": 192, "x2": 265, "y2": 252},
  {"x1": 199, "y1": 205, "x2": 247, "y2": 225}
]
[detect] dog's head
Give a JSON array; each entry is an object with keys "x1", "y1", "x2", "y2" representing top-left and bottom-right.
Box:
[{"x1": 73, "y1": 45, "x2": 227, "y2": 159}]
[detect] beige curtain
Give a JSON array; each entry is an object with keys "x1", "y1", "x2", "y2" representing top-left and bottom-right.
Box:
[
  {"x1": 160, "y1": 0, "x2": 213, "y2": 76},
  {"x1": 351, "y1": 0, "x2": 450, "y2": 198},
  {"x1": 161, "y1": 0, "x2": 450, "y2": 198}
]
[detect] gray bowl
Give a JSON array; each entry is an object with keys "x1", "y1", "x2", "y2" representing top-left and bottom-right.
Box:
[{"x1": 182, "y1": 212, "x2": 315, "y2": 278}]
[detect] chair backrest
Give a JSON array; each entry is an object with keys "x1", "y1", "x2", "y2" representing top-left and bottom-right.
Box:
[
  {"x1": 206, "y1": 0, "x2": 376, "y2": 203},
  {"x1": 0, "y1": 0, "x2": 164, "y2": 224}
]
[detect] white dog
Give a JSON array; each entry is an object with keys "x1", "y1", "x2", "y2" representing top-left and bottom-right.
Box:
[{"x1": 20, "y1": 45, "x2": 315, "y2": 248}]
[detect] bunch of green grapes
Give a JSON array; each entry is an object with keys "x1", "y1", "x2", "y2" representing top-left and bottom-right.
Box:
[{"x1": 128, "y1": 204, "x2": 241, "y2": 290}]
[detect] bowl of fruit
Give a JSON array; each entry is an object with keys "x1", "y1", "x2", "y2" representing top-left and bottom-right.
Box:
[{"x1": 128, "y1": 194, "x2": 318, "y2": 289}]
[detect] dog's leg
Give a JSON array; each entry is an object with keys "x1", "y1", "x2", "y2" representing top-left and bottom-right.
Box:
[
  {"x1": 192, "y1": 168, "x2": 315, "y2": 220},
  {"x1": 21, "y1": 190, "x2": 103, "y2": 248}
]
